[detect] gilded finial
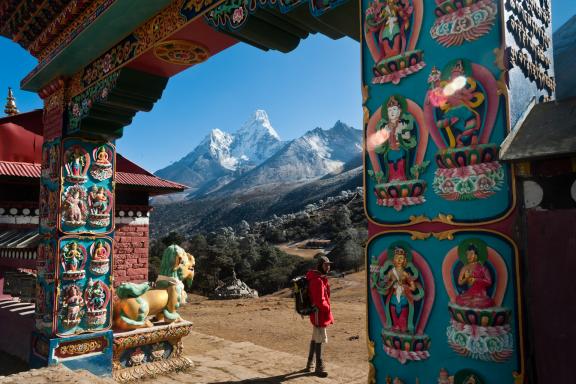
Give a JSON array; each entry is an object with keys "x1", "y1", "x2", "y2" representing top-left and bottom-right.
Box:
[{"x1": 4, "y1": 87, "x2": 19, "y2": 116}]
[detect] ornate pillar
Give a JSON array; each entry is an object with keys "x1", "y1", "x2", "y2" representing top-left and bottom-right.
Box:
[
  {"x1": 32, "y1": 78, "x2": 116, "y2": 375},
  {"x1": 362, "y1": 0, "x2": 554, "y2": 382}
]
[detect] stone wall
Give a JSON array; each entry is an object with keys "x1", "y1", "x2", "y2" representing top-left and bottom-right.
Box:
[{"x1": 113, "y1": 217, "x2": 149, "y2": 287}]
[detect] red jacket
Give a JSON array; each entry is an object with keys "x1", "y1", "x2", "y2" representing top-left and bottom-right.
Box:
[{"x1": 306, "y1": 270, "x2": 334, "y2": 327}]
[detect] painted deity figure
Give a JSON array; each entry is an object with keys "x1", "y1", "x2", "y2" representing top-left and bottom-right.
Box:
[
  {"x1": 95, "y1": 146, "x2": 111, "y2": 166},
  {"x1": 383, "y1": 246, "x2": 418, "y2": 332},
  {"x1": 89, "y1": 186, "x2": 108, "y2": 214},
  {"x1": 426, "y1": 59, "x2": 504, "y2": 201},
  {"x1": 63, "y1": 285, "x2": 84, "y2": 324},
  {"x1": 48, "y1": 144, "x2": 59, "y2": 178},
  {"x1": 86, "y1": 279, "x2": 106, "y2": 311},
  {"x1": 443, "y1": 238, "x2": 513, "y2": 361},
  {"x1": 69, "y1": 148, "x2": 85, "y2": 177},
  {"x1": 63, "y1": 189, "x2": 85, "y2": 223},
  {"x1": 366, "y1": 0, "x2": 413, "y2": 60},
  {"x1": 63, "y1": 242, "x2": 83, "y2": 272},
  {"x1": 375, "y1": 95, "x2": 417, "y2": 182},
  {"x1": 455, "y1": 244, "x2": 494, "y2": 309},
  {"x1": 93, "y1": 241, "x2": 108, "y2": 260},
  {"x1": 433, "y1": 60, "x2": 484, "y2": 148}
]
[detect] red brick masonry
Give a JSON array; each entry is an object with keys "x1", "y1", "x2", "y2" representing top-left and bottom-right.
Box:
[{"x1": 113, "y1": 223, "x2": 149, "y2": 287}]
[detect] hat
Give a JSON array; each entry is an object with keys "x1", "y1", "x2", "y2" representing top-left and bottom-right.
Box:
[{"x1": 318, "y1": 256, "x2": 333, "y2": 264}]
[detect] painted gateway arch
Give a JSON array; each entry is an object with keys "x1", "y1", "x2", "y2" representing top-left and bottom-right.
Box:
[{"x1": 0, "y1": 0, "x2": 554, "y2": 382}]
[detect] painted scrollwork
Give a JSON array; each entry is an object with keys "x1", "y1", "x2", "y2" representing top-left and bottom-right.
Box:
[
  {"x1": 430, "y1": 0, "x2": 497, "y2": 47},
  {"x1": 425, "y1": 59, "x2": 504, "y2": 200},
  {"x1": 367, "y1": 95, "x2": 429, "y2": 211},
  {"x1": 370, "y1": 241, "x2": 434, "y2": 363},
  {"x1": 364, "y1": 0, "x2": 425, "y2": 84},
  {"x1": 442, "y1": 238, "x2": 513, "y2": 362}
]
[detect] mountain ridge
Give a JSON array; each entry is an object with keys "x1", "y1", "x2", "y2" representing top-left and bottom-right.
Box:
[{"x1": 154, "y1": 111, "x2": 362, "y2": 198}]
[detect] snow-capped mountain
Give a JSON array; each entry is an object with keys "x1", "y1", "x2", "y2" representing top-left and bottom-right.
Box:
[
  {"x1": 230, "y1": 110, "x2": 283, "y2": 165},
  {"x1": 154, "y1": 110, "x2": 284, "y2": 193},
  {"x1": 215, "y1": 121, "x2": 362, "y2": 193},
  {"x1": 155, "y1": 112, "x2": 362, "y2": 198}
]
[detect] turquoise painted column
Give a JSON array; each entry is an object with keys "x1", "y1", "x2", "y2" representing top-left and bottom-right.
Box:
[
  {"x1": 361, "y1": 0, "x2": 554, "y2": 382},
  {"x1": 32, "y1": 79, "x2": 115, "y2": 375}
]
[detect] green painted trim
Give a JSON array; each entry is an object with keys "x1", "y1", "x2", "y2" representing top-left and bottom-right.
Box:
[
  {"x1": 68, "y1": 68, "x2": 168, "y2": 140},
  {"x1": 21, "y1": 0, "x2": 172, "y2": 92}
]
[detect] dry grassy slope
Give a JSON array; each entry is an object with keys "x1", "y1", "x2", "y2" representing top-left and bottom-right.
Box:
[{"x1": 180, "y1": 272, "x2": 368, "y2": 370}]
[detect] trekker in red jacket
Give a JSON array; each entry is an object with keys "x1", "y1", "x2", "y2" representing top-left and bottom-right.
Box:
[{"x1": 305, "y1": 255, "x2": 334, "y2": 377}]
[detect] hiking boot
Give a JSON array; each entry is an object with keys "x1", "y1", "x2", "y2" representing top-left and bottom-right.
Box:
[
  {"x1": 305, "y1": 341, "x2": 315, "y2": 372},
  {"x1": 315, "y1": 342, "x2": 328, "y2": 378}
]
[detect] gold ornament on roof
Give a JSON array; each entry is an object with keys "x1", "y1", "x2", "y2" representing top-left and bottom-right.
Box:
[{"x1": 4, "y1": 87, "x2": 19, "y2": 116}]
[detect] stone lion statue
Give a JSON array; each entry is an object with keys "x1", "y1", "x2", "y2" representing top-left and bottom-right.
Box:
[{"x1": 113, "y1": 244, "x2": 195, "y2": 331}]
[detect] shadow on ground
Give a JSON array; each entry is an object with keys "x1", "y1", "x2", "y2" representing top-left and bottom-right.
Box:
[
  {"x1": 0, "y1": 351, "x2": 29, "y2": 376},
  {"x1": 210, "y1": 369, "x2": 318, "y2": 383}
]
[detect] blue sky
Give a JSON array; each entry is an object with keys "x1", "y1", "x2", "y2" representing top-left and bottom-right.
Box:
[{"x1": 0, "y1": 1, "x2": 574, "y2": 172}]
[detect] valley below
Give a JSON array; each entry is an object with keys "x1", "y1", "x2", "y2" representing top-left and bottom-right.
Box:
[{"x1": 181, "y1": 271, "x2": 368, "y2": 371}]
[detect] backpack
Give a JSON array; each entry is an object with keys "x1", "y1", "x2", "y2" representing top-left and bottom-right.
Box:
[{"x1": 291, "y1": 275, "x2": 314, "y2": 316}]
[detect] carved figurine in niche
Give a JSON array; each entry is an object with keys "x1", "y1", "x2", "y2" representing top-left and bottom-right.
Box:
[
  {"x1": 367, "y1": 94, "x2": 429, "y2": 211},
  {"x1": 150, "y1": 343, "x2": 167, "y2": 362},
  {"x1": 364, "y1": 0, "x2": 425, "y2": 84},
  {"x1": 37, "y1": 241, "x2": 56, "y2": 283},
  {"x1": 90, "y1": 145, "x2": 114, "y2": 181},
  {"x1": 430, "y1": 0, "x2": 497, "y2": 47},
  {"x1": 128, "y1": 347, "x2": 146, "y2": 367},
  {"x1": 442, "y1": 238, "x2": 513, "y2": 362},
  {"x1": 84, "y1": 278, "x2": 110, "y2": 328},
  {"x1": 90, "y1": 240, "x2": 111, "y2": 275},
  {"x1": 370, "y1": 241, "x2": 433, "y2": 363},
  {"x1": 61, "y1": 284, "x2": 85, "y2": 328},
  {"x1": 61, "y1": 241, "x2": 87, "y2": 280},
  {"x1": 64, "y1": 145, "x2": 90, "y2": 183},
  {"x1": 113, "y1": 245, "x2": 195, "y2": 331},
  {"x1": 37, "y1": 242, "x2": 48, "y2": 269},
  {"x1": 425, "y1": 59, "x2": 504, "y2": 200},
  {"x1": 35, "y1": 283, "x2": 54, "y2": 331},
  {"x1": 41, "y1": 142, "x2": 60, "y2": 182},
  {"x1": 61, "y1": 185, "x2": 87, "y2": 227},
  {"x1": 40, "y1": 185, "x2": 58, "y2": 229},
  {"x1": 87, "y1": 185, "x2": 112, "y2": 228}
]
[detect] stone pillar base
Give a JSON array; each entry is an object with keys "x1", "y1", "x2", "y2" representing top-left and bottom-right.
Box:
[
  {"x1": 29, "y1": 330, "x2": 114, "y2": 377},
  {"x1": 112, "y1": 320, "x2": 193, "y2": 382}
]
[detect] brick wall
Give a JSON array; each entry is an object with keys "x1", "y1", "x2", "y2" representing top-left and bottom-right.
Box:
[{"x1": 113, "y1": 222, "x2": 149, "y2": 287}]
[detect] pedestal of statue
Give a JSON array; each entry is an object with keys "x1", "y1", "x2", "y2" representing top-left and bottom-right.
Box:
[{"x1": 112, "y1": 320, "x2": 194, "y2": 382}]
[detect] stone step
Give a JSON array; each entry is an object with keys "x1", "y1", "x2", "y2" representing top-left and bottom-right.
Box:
[{"x1": 144, "y1": 331, "x2": 367, "y2": 384}]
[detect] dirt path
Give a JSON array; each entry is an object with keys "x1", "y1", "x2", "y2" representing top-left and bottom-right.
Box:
[
  {"x1": 275, "y1": 241, "x2": 324, "y2": 259},
  {"x1": 179, "y1": 272, "x2": 368, "y2": 371}
]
